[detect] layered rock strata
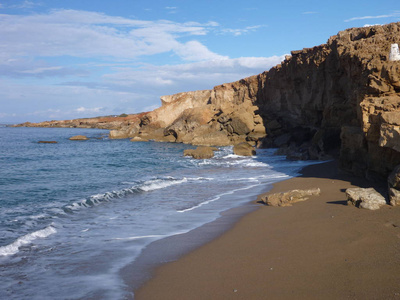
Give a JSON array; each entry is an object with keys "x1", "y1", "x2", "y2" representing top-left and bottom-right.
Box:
[{"x1": 118, "y1": 22, "x2": 400, "y2": 179}]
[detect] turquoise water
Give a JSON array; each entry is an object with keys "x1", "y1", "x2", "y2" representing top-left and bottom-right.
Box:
[{"x1": 0, "y1": 126, "x2": 313, "y2": 299}]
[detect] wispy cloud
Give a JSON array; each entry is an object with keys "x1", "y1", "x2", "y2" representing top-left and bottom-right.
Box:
[
  {"x1": 220, "y1": 25, "x2": 264, "y2": 36},
  {"x1": 302, "y1": 11, "x2": 318, "y2": 15},
  {"x1": 344, "y1": 12, "x2": 399, "y2": 22},
  {"x1": 0, "y1": 9, "x2": 223, "y2": 63},
  {"x1": 0, "y1": 9, "x2": 285, "y2": 122},
  {"x1": 8, "y1": 0, "x2": 42, "y2": 9}
]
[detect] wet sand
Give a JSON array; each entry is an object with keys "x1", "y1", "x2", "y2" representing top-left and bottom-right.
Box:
[{"x1": 135, "y1": 161, "x2": 400, "y2": 300}]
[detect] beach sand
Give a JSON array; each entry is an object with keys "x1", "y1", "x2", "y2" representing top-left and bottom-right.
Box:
[{"x1": 134, "y1": 161, "x2": 400, "y2": 300}]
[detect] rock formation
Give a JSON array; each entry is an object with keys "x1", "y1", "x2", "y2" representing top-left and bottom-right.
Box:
[
  {"x1": 14, "y1": 113, "x2": 148, "y2": 133},
  {"x1": 110, "y1": 22, "x2": 400, "y2": 180}
]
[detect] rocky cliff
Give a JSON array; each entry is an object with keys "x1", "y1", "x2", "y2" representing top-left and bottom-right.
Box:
[
  {"x1": 112, "y1": 22, "x2": 400, "y2": 179},
  {"x1": 18, "y1": 23, "x2": 400, "y2": 180}
]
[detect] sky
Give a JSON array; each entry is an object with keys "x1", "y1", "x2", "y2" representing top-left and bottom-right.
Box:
[{"x1": 0, "y1": 0, "x2": 399, "y2": 123}]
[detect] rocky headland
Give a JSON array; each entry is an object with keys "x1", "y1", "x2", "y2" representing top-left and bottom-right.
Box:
[
  {"x1": 112, "y1": 23, "x2": 400, "y2": 180},
  {"x1": 18, "y1": 23, "x2": 400, "y2": 182}
]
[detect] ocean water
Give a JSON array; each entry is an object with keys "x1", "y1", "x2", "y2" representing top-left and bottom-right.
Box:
[{"x1": 0, "y1": 126, "x2": 315, "y2": 299}]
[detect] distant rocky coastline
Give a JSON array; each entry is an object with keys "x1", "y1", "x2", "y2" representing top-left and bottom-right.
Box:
[{"x1": 16, "y1": 23, "x2": 400, "y2": 183}]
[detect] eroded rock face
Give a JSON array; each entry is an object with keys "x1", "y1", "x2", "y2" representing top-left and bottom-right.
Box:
[
  {"x1": 346, "y1": 188, "x2": 387, "y2": 210},
  {"x1": 259, "y1": 188, "x2": 321, "y2": 207}
]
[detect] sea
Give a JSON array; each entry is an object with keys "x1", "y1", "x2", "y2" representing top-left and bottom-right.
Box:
[{"x1": 0, "y1": 126, "x2": 316, "y2": 299}]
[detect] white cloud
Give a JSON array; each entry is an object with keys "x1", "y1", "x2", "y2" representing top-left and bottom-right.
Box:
[
  {"x1": 101, "y1": 55, "x2": 285, "y2": 94},
  {"x1": 9, "y1": 1, "x2": 41, "y2": 9},
  {"x1": 344, "y1": 12, "x2": 400, "y2": 22},
  {"x1": 0, "y1": 9, "x2": 286, "y2": 123},
  {"x1": 0, "y1": 9, "x2": 221, "y2": 61},
  {"x1": 220, "y1": 25, "x2": 263, "y2": 36},
  {"x1": 302, "y1": 11, "x2": 318, "y2": 15},
  {"x1": 75, "y1": 106, "x2": 104, "y2": 114},
  {"x1": 175, "y1": 41, "x2": 228, "y2": 61}
]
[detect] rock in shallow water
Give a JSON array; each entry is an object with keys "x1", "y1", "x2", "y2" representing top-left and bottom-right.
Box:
[
  {"x1": 183, "y1": 146, "x2": 216, "y2": 159},
  {"x1": 69, "y1": 135, "x2": 88, "y2": 140},
  {"x1": 233, "y1": 142, "x2": 256, "y2": 156}
]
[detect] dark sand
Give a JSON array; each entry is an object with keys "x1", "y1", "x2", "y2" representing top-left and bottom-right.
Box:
[{"x1": 135, "y1": 161, "x2": 400, "y2": 300}]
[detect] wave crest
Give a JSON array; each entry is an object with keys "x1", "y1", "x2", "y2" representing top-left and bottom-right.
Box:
[{"x1": 0, "y1": 225, "x2": 57, "y2": 256}]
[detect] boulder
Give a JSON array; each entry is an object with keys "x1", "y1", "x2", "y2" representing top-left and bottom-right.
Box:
[
  {"x1": 183, "y1": 146, "x2": 215, "y2": 159},
  {"x1": 69, "y1": 135, "x2": 88, "y2": 140},
  {"x1": 233, "y1": 142, "x2": 256, "y2": 156},
  {"x1": 38, "y1": 141, "x2": 57, "y2": 144},
  {"x1": 346, "y1": 188, "x2": 387, "y2": 210},
  {"x1": 389, "y1": 188, "x2": 400, "y2": 206},
  {"x1": 191, "y1": 130, "x2": 231, "y2": 146},
  {"x1": 259, "y1": 188, "x2": 321, "y2": 207},
  {"x1": 388, "y1": 165, "x2": 400, "y2": 205},
  {"x1": 109, "y1": 129, "x2": 130, "y2": 139},
  {"x1": 379, "y1": 123, "x2": 400, "y2": 152}
]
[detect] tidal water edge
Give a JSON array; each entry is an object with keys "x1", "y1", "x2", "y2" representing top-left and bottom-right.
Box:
[{"x1": 0, "y1": 126, "x2": 315, "y2": 299}]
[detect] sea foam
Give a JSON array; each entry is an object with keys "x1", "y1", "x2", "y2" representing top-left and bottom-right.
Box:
[{"x1": 0, "y1": 225, "x2": 57, "y2": 256}]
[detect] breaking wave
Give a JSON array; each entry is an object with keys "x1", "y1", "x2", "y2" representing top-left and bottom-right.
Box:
[
  {"x1": 0, "y1": 225, "x2": 57, "y2": 256},
  {"x1": 63, "y1": 176, "x2": 210, "y2": 212}
]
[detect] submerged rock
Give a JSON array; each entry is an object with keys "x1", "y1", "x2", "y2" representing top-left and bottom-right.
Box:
[
  {"x1": 346, "y1": 188, "x2": 387, "y2": 210},
  {"x1": 259, "y1": 188, "x2": 321, "y2": 207},
  {"x1": 69, "y1": 135, "x2": 88, "y2": 141},
  {"x1": 38, "y1": 141, "x2": 58, "y2": 144}
]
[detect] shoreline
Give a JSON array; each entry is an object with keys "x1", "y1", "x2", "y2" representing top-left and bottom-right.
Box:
[
  {"x1": 120, "y1": 179, "x2": 277, "y2": 295},
  {"x1": 134, "y1": 161, "x2": 400, "y2": 300}
]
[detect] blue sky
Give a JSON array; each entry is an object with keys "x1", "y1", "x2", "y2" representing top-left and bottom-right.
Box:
[{"x1": 0, "y1": 0, "x2": 399, "y2": 123}]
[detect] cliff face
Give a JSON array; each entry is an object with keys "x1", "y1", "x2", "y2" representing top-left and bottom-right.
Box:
[
  {"x1": 255, "y1": 23, "x2": 400, "y2": 179},
  {"x1": 119, "y1": 22, "x2": 400, "y2": 179}
]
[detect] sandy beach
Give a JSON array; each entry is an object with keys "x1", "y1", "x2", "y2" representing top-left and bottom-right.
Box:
[{"x1": 135, "y1": 161, "x2": 400, "y2": 300}]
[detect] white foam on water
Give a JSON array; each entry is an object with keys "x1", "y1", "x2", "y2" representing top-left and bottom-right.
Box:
[
  {"x1": 63, "y1": 176, "x2": 211, "y2": 213},
  {"x1": 0, "y1": 225, "x2": 57, "y2": 256},
  {"x1": 112, "y1": 234, "x2": 166, "y2": 241},
  {"x1": 177, "y1": 183, "x2": 261, "y2": 213},
  {"x1": 138, "y1": 177, "x2": 188, "y2": 192}
]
